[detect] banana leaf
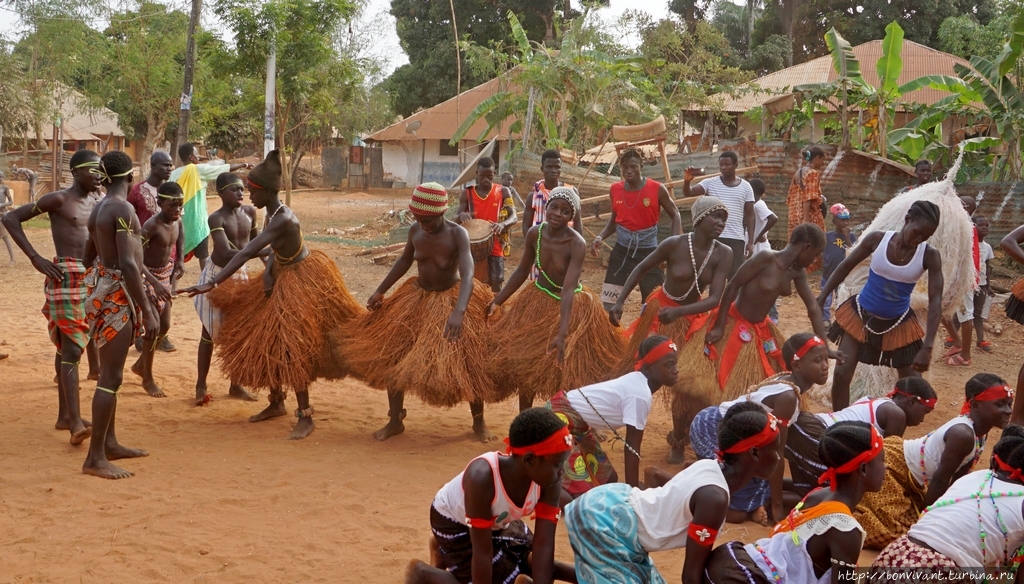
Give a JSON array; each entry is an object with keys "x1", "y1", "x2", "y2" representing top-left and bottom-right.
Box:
[{"x1": 877, "y1": 22, "x2": 905, "y2": 96}]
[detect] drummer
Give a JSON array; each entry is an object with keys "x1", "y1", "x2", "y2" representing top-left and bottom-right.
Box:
[
  {"x1": 457, "y1": 157, "x2": 517, "y2": 293},
  {"x1": 590, "y1": 148, "x2": 682, "y2": 310}
]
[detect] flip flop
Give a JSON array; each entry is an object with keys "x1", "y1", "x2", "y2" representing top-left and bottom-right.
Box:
[
  {"x1": 945, "y1": 354, "x2": 971, "y2": 367},
  {"x1": 940, "y1": 346, "x2": 962, "y2": 359},
  {"x1": 977, "y1": 341, "x2": 994, "y2": 353}
]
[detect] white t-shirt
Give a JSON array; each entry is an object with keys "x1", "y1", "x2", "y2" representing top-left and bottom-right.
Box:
[
  {"x1": 753, "y1": 199, "x2": 774, "y2": 254},
  {"x1": 566, "y1": 371, "x2": 653, "y2": 431},
  {"x1": 979, "y1": 241, "x2": 994, "y2": 285},
  {"x1": 904, "y1": 417, "x2": 982, "y2": 488},
  {"x1": 628, "y1": 459, "x2": 729, "y2": 552},
  {"x1": 699, "y1": 176, "x2": 754, "y2": 241},
  {"x1": 718, "y1": 381, "x2": 800, "y2": 424}
]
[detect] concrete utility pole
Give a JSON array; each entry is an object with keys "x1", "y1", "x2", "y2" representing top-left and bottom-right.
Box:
[
  {"x1": 264, "y1": 47, "x2": 276, "y2": 158},
  {"x1": 174, "y1": 0, "x2": 202, "y2": 155}
]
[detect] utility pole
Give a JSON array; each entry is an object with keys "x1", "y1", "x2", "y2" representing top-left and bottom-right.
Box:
[
  {"x1": 174, "y1": 0, "x2": 202, "y2": 157},
  {"x1": 264, "y1": 48, "x2": 276, "y2": 159}
]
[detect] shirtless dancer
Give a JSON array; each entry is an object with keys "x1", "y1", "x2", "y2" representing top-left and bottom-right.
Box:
[
  {"x1": 2, "y1": 150, "x2": 103, "y2": 444},
  {"x1": 82, "y1": 150, "x2": 159, "y2": 478}
]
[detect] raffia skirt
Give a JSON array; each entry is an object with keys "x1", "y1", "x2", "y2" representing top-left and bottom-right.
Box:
[
  {"x1": 1005, "y1": 279, "x2": 1024, "y2": 324},
  {"x1": 829, "y1": 295, "x2": 924, "y2": 368},
  {"x1": 341, "y1": 277, "x2": 497, "y2": 407},
  {"x1": 209, "y1": 250, "x2": 364, "y2": 392},
  {"x1": 853, "y1": 435, "x2": 925, "y2": 550},
  {"x1": 487, "y1": 283, "x2": 625, "y2": 404}
]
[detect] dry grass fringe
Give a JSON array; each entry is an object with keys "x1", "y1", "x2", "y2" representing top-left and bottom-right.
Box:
[
  {"x1": 340, "y1": 277, "x2": 496, "y2": 408},
  {"x1": 614, "y1": 295, "x2": 692, "y2": 378},
  {"x1": 669, "y1": 314, "x2": 719, "y2": 423},
  {"x1": 209, "y1": 250, "x2": 364, "y2": 392},
  {"x1": 487, "y1": 285, "x2": 625, "y2": 404},
  {"x1": 833, "y1": 299, "x2": 924, "y2": 350}
]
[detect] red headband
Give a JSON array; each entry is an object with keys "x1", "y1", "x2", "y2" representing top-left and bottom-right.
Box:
[
  {"x1": 995, "y1": 454, "x2": 1024, "y2": 482},
  {"x1": 504, "y1": 426, "x2": 573, "y2": 457},
  {"x1": 960, "y1": 384, "x2": 1014, "y2": 415},
  {"x1": 887, "y1": 387, "x2": 937, "y2": 410},
  {"x1": 247, "y1": 177, "x2": 264, "y2": 190},
  {"x1": 721, "y1": 413, "x2": 781, "y2": 455},
  {"x1": 791, "y1": 336, "x2": 825, "y2": 362},
  {"x1": 635, "y1": 339, "x2": 678, "y2": 372},
  {"x1": 818, "y1": 425, "x2": 884, "y2": 491}
]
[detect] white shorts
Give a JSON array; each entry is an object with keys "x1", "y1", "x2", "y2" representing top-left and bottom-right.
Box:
[{"x1": 957, "y1": 290, "x2": 992, "y2": 323}]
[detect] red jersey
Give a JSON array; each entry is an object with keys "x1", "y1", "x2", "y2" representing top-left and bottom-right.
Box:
[
  {"x1": 611, "y1": 179, "x2": 662, "y2": 232},
  {"x1": 470, "y1": 183, "x2": 504, "y2": 256}
]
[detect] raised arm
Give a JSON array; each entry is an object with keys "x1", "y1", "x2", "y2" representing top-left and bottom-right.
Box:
[
  {"x1": 682, "y1": 168, "x2": 706, "y2": 198},
  {"x1": 1001, "y1": 225, "x2": 1024, "y2": 264},
  {"x1": 818, "y1": 230, "x2": 884, "y2": 304},
  {"x1": 1, "y1": 192, "x2": 68, "y2": 280},
  {"x1": 659, "y1": 184, "x2": 681, "y2": 236}
]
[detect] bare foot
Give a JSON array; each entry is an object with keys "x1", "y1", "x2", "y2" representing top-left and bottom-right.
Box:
[
  {"x1": 55, "y1": 417, "x2": 92, "y2": 431},
  {"x1": 474, "y1": 418, "x2": 498, "y2": 443},
  {"x1": 69, "y1": 422, "x2": 92, "y2": 445},
  {"x1": 667, "y1": 431, "x2": 688, "y2": 465},
  {"x1": 374, "y1": 410, "x2": 406, "y2": 441},
  {"x1": 130, "y1": 359, "x2": 143, "y2": 378},
  {"x1": 82, "y1": 460, "x2": 134, "y2": 480},
  {"x1": 142, "y1": 379, "x2": 166, "y2": 398},
  {"x1": 106, "y1": 443, "x2": 149, "y2": 460},
  {"x1": 751, "y1": 506, "x2": 770, "y2": 527},
  {"x1": 195, "y1": 386, "x2": 212, "y2": 406},
  {"x1": 249, "y1": 401, "x2": 287, "y2": 423},
  {"x1": 287, "y1": 417, "x2": 315, "y2": 440},
  {"x1": 228, "y1": 384, "x2": 258, "y2": 401}
]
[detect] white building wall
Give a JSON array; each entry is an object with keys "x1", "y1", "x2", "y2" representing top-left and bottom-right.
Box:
[{"x1": 379, "y1": 139, "x2": 510, "y2": 187}]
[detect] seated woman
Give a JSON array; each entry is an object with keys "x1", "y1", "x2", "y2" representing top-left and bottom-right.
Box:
[
  {"x1": 563, "y1": 402, "x2": 781, "y2": 584},
  {"x1": 689, "y1": 332, "x2": 830, "y2": 524},
  {"x1": 855, "y1": 373, "x2": 1013, "y2": 549},
  {"x1": 704, "y1": 421, "x2": 885, "y2": 582},
  {"x1": 872, "y1": 425, "x2": 1024, "y2": 580},
  {"x1": 786, "y1": 377, "x2": 937, "y2": 496},
  {"x1": 544, "y1": 335, "x2": 678, "y2": 498}
]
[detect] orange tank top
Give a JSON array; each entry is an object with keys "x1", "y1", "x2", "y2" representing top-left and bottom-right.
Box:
[
  {"x1": 471, "y1": 183, "x2": 504, "y2": 256},
  {"x1": 611, "y1": 179, "x2": 662, "y2": 232}
]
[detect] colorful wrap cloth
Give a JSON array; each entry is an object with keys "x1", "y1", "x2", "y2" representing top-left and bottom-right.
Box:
[
  {"x1": 854, "y1": 435, "x2": 925, "y2": 550},
  {"x1": 871, "y1": 535, "x2": 959, "y2": 582},
  {"x1": 546, "y1": 391, "x2": 615, "y2": 496},
  {"x1": 429, "y1": 504, "x2": 532, "y2": 584},
  {"x1": 85, "y1": 264, "x2": 142, "y2": 348},
  {"x1": 706, "y1": 303, "x2": 786, "y2": 396},
  {"x1": 41, "y1": 257, "x2": 90, "y2": 350},
  {"x1": 564, "y1": 483, "x2": 667, "y2": 584},
  {"x1": 690, "y1": 405, "x2": 771, "y2": 512},
  {"x1": 342, "y1": 276, "x2": 497, "y2": 407},
  {"x1": 143, "y1": 259, "x2": 174, "y2": 313},
  {"x1": 192, "y1": 261, "x2": 248, "y2": 340}
]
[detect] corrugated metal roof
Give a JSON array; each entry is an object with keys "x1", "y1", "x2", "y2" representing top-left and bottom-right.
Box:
[
  {"x1": 367, "y1": 74, "x2": 519, "y2": 142},
  {"x1": 708, "y1": 40, "x2": 972, "y2": 113}
]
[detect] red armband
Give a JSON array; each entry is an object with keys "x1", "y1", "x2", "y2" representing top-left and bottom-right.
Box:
[
  {"x1": 466, "y1": 516, "x2": 495, "y2": 529},
  {"x1": 688, "y1": 523, "x2": 718, "y2": 547},
  {"x1": 534, "y1": 502, "x2": 561, "y2": 523}
]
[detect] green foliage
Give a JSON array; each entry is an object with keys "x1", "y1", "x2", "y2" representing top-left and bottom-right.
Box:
[{"x1": 742, "y1": 34, "x2": 791, "y2": 75}]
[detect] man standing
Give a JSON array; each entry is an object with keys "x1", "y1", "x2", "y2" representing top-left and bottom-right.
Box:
[
  {"x1": 590, "y1": 148, "x2": 681, "y2": 310},
  {"x1": 11, "y1": 166, "x2": 39, "y2": 202},
  {"x1": 2, "y1": 150, "x2": 102, "y2": 444},
  {"x1": 129, "y1": 150, "x2": 178, "y2": 352},
  {"x1": 171, "y1": 143, "x2": 252, "y2": 270},
  {"x1": 456, "y1": 157, "x2": 517, "y2": 293},
  {"x1": 683, "y1": 150, "x2": 756, "y2": 277},
  {"x1": 899, "y1": 160, "x2": 932, "y2": 194},
  {"x1": 0, "y1": 172, "x2": 16, "y2": 264}
]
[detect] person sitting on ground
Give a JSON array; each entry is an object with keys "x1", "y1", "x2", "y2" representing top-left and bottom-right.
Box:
[
  {"x1": 565, "y1": 402, "x2": 782, "y2": 584},
  {"x1": 786, "y1": 377, "x2": 937, "y2": 497},
  {"x1": 404, "y1": 407, "x2": 577, "y2": 584},
  {"x1": 689, "y1": 332, "x2": 831, "y2": 525},
  {"x1": 130, "y1": 182, "x2": 184, "y2": 398},
  {"x1": 703, "y1": 421, "x2": 885, "y2": 582},
  {"x1": 854, "y1": 372, "x2": 1013, "y2": 549},
  {"x1": 544, "y1": 335, "x2": 678, "y2": 498}
]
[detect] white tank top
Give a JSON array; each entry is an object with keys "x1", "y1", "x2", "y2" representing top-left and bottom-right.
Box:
[
  {"x1": 627, "y1": 459, "x2": 729, "y2": 552},
  {"x1": 746, "y1": 505, "x2": 865, "y2": 584},
  {"x1": 869, "y1": 231, "x2": 928, "y2": 283},
  {"x1": 909, "y1": 471, "x2": 1024, "y2": 567},
  {"x1": 817, "y1": 397, "x2": 893, "y2": 433},
  {"x1": 904, "y1": 417, "x2": 983, "y2": 489},
  {"x1": 719, "y1": 378, "x2": 801, "y2": 425},
  {"x1": 432, "y1": 451, "x2": 543, "y2": 530}
]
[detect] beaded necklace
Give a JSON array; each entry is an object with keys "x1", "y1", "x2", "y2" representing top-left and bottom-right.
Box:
[
  {"x1": 533, "y1": 223, "x2": 582, "y2": 301},
  {"x1": 663, "y1": 233, "x2": 714, "y2": 302},
  {"x1": 918, "y1": 416, "x2": 984, "y2": 490},
  {"x1": 923, "y1": 471, "x2": 1024, "y2": 567}
]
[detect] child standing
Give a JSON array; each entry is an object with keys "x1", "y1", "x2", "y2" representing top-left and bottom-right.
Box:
[
  {"x1": 500, "y1": 171, "x2": 526, "y2": 211},
  {"x1": 404, "y1": 408, "x2": 576, "y2": 584},
  {"x1": 750, "y1": 178, "x2": 779, "y2": 322},
  {"x1": 131, "y1": 182, "x2": 184, "y2": 398},
  {"x1": 0, "y1": 171, "x2": 15, "y2": 264},
  {"x1": 457, "y1": 157, "x2": 517, "y2": 293},
  {"x1": 947, "y1": 215, "x2": 996, "y2": 366},
  {"x1": 821, "y1": 203, "x2": 857, "y2": 327}
]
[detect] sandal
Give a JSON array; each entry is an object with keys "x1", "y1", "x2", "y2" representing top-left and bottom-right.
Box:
[
  {"x1": 945, "y1": 354, "x2": 971, "y2": 367},
  {"x1": 940, "y1": 345, "x2": 962, "y2": 359},
  {"x1": 977, "y1": 341, "x2": 994, "y2": 353}
]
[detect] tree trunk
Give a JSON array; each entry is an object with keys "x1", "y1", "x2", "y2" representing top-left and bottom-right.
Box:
[
  {"x1": 290, "y1": 146, "x2": 305, "y2": 190},
  {"x1": 877, "y1": 102, "x2": 887, "y2": 158},
  {"x1": 783, "y1": 0, "x2": 795, "y2": 66},
  {"x1": 139, "y1": 114, "x2": 168, "y2": 179},
  {"x1": 746, "y1": 0, "x2": 755, "y2": 58}
]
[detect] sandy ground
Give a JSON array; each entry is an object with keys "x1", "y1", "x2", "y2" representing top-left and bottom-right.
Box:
[{"x1": 2, "y1": 189, "x2": 1023, "y2": 582}]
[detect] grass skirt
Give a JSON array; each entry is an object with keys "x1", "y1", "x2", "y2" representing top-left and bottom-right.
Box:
[
  {"x1": 614, "y1": 286, "x2": 709, "y2": 377},
  {"x1": 853, "y1": 435, "x2": 925, "y2": 550},
  {"x1": 488, "y1": 283, "x2": 625, "y2": 404},
  {"x1": 1006, "y1": 279, "x2": 1024, "y2": 325},
  {"x1": 208, "y1": 250, "x2": 363, "y2": 392},
  {"x1": 342, "y1": 277, "x2": 497, "y2": 407},
  {"x1": 829, "y1": 295, "x2": 924, "y2": 368}
]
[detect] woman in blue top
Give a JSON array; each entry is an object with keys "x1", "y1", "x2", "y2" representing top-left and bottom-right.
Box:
[{"x1": 818, "y1": 200, "x2": 943, "y2": 410}]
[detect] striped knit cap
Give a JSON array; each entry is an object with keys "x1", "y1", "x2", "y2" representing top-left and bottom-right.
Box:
[
  {"x1": 547, "y1": 186, "x2": 581, "y2": 220},
  {"x1": 409, "y1": 182, "x2": 449, "y2": 216}
]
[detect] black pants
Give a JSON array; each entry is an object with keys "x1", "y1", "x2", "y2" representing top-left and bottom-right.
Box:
[
  {"x1": 601, "y1": 244, "x2": 663, "y2": 307},
  {"x1": 718, "y1": 237, "x2": 747, "y2": 278}
]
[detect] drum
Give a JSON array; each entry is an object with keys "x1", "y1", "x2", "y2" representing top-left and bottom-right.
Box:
[{"x1": 463, "y1": 218, "x2": 495, "y2": 263}]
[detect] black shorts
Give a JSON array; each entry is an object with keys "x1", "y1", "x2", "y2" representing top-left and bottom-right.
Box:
[
  {"x1": 487, "y1": 256, "x2": 504, "y2": 287},
  {"x1": 601, "y1": 244, "x2": 663, "y2": 306},
  {"x1": 192, "y1": 236, "x2": 210, "y2": 260},
  {"x1": 718, "y1": 237, "x2": 747, "y2": 278}
]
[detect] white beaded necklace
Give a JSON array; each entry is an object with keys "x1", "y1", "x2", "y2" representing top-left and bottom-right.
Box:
[{"x1": 664, "y1": 233, "x2": 714, "y2": 302}]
